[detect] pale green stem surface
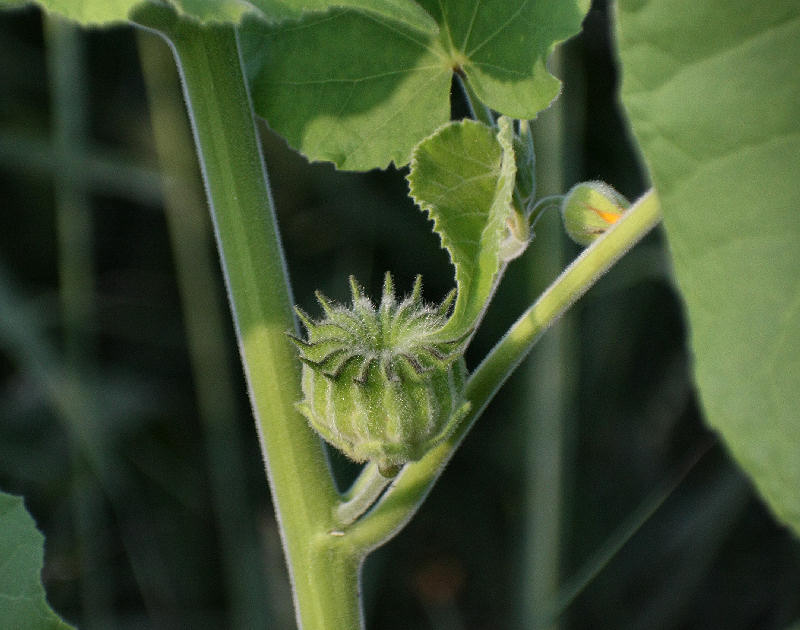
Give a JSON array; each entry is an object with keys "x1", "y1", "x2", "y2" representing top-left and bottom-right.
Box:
[
  {"x1": 137, "y1": 31, "x2": 272, "y2": 627},
  {"x1": 347, "y1": 189, "x2": 662, "y2": 549},
  {"x1": 337, "y1": 464, "x2": 392, "y2": 527},
  {"x1": 133, "y1": 7, "x2": 361, "y2": 629}
]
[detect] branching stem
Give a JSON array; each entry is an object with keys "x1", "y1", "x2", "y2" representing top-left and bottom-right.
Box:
[
  {"x1": 133, "y1": 7, "x2": 360, "y2": 629},
  {"x1": 132, "y1": 7, "x2": 661, "y2": 627},
  {"x1": 346, "y1": 189, "x2": 662, "y2": 549}
]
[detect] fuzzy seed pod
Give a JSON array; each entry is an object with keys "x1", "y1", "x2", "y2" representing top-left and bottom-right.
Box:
[
  {"x1": 288, "y1": 273, "x2": 471, "y2": 477},
  {"x1": 561, "y1": 181, "x2": 629, "y2": 246}
]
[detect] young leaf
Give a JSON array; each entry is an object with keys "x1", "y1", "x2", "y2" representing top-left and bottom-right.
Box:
[
  {"x1": 616, "y1": 0, "x2": 800, "y2": 536},
  {"x1": 3, "y1": 0, "x2": 434, "y2": 30},
  {"x1": 0, "y1": 492, "x2": 75, "y2": 629},
  {"x1": 408, "y1": 116, "x2": 518, "y2": 336},
  {"x1": 241, "y1": 0, "x2": 589, "y2": 170}
]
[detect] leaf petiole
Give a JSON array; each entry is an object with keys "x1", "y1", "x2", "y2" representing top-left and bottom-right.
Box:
[
  {"x1": 528, "y1": 194, "x2": 565, "y2": 229},
  {"x1": 336, "y1": 463, "x2": 392, "y2": 527}
]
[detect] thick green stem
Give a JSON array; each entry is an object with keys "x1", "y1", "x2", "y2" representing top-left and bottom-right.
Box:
[
  {"x1": 348, "y1": 189, "x2": 662, "y2": 549},
  {"x1": 133, "y1": 7, "x2": 361, "y2": 628},
  {"x1": 137, "y1": 31, "x2": 272, "y2": 627}
]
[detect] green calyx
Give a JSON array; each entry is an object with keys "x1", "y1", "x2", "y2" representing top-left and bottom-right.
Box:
[
  {"x1": 289, "y1": 273, "x2": 471, "y2": 477},
  {"x1": 561, "y1": 181, "x2": 630, "y2": 246}
]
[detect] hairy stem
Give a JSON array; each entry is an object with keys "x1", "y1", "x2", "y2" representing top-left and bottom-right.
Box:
[
  {"x1": 337, "y1": 463, "x2": 392, "y2": 527},
  {"x1": 137, "y1": 31, "x2": 271, "y2": 627},
  {"x1": 133, "y1": 7, "x2": 360, "y2": 628},
  {"x1": 347, "y1": 189, "x2": 662, "y2": 549}
]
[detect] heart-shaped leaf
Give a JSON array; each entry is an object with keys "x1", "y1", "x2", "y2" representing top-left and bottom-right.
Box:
[
  {"x1": 241, "y1": 0, "x2": 589, "y2": 170},
  {"x1": 0, "y1": 491, "x2": 75, "y2": 629},
  {"x1": 408, "y1": 116, "x2": 518, "y2": 336},
  {"x1": 242, "y1": 0, "x2": 437, "y2": 31},
  {"x1": 616, "y1": 0, "x2": 800, "y2": 535}
]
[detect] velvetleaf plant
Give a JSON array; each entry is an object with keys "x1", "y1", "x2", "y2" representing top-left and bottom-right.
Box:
[{"x1": 0, "y1": 0, "x2": 798, "y2": 628}]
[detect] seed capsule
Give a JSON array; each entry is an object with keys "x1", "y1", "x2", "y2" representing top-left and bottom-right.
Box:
[
  {"x1": 288, "y1": 273, "x2": 471, "y2": 477},
  {"x1": 560, "y1": 181, "x2": 629, "y2": 246}
]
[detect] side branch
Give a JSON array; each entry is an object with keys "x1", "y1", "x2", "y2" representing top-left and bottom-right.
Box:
[{"x1": 346, "y1": 189, "x2": 662, "y2": 550}]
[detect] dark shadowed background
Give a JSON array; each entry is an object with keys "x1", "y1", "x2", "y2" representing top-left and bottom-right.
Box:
[{"x1": 1, "y1": 1, "x2": 799, "y2": 628}]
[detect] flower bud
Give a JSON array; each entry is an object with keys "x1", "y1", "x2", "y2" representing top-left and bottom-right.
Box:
[
  {"x1": 560, "y1": 181, "x2": 629, "y2": 246},
  {"x1": 289, "y1": 273, "x2": 471, "y2": 477}
]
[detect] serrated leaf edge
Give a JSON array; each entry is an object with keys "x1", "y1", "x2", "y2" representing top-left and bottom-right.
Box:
[{"x1": 407, "y1": 116, "x2": 517, "y2": 336}]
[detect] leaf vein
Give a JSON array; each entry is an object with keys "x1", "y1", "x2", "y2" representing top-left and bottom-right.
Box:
[{"x1": 466, "y1": 0, "x2": 532, "y2": 58}]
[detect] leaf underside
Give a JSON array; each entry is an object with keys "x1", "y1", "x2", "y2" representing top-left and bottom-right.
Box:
[
  {"x1": 616, "y1": 0, "x2": 800, "y2": 536},
  {"x1": 0, "y1": 491, "x2": 76, "y2": 629},
  {"x1": 241, "y1": 0, "x2": 589, "y2": 170},
  {"x1": 408, "y1": 117, "x2": 517, "y2": 337}
]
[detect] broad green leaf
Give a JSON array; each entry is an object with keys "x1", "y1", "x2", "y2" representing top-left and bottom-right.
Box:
[
  {"x1": 4, "y1": 0, "x2": 434, "y2": 30},
  {"x1": 11, "y1": 0, "x2": 143, "y2": 24},
  {"x1": 243, "y1": 0, "x2": 436, "y2": 32},
  {"x1": 616, "y1": 0, "x2": 800, "y2": 535},
  {"x1": 0, "y1": 492, "x2": 75, "y2": 629},
  {"x1": 242, "y1": 0, "x2": 589, "y2": 170},
  {"x1": 408, "y1": 117, "x2": 518, "y2": 335},
  {"x1": 170, "y1": 0, "x2": 254, "y2": 24}
]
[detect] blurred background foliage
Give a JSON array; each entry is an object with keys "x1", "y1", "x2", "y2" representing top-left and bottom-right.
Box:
[{"x1": 1, "y1": 1, "x2": 799, "y2": 628}]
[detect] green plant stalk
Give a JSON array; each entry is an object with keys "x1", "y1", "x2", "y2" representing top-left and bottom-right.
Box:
[
  {"x1": 337, "y1": 463, "x2": 391, "y2": 527},
  {"x1": 137, "y1": 31, "x2": 271, "y2": 627},
  {"x1": 348, "y1": 189, "x2": 662, "y2": 549},
  {"x1": 133, "y1": 8, "x2": 360, "y2": 628}
]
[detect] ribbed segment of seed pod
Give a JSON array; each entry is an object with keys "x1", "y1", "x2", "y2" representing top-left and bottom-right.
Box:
[{"x1": 289, "y1": 273, "x2": 471, "y2": 477}]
